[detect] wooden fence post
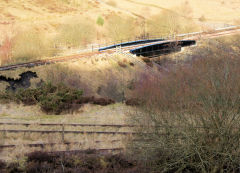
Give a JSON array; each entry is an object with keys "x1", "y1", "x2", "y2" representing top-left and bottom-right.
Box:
[{"x1": 61, "y1": 124, "x2": 65, "y2": 143}]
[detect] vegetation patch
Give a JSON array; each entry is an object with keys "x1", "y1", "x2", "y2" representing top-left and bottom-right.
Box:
[
  {"x1": 11, "y1": 30, "x2": 57, "y2": 64},
  {"x1": 0, "y1": 82, "x2": 115, "y2": 115},
  {"x1": 107, "y1": 15, "x2": 137, "y2": 41},
  {"x1": 129, "y1": 38, "x2": 240, "y2": 172},
  {"x1": 56, "y1": 19, "x2": 96, "y2": 48},
  {"x1": 96, "y1": 16, "x2": 105, "y2": 26},
  {"x1": 0, "y1": 151, "x2": 142, "y2": 173},
  {"x1": 0, "y1": 160, "x2": 6, "y2": 170},
  {"x1": 125, "y1": 98, "x2": 140, "y2": 106}
]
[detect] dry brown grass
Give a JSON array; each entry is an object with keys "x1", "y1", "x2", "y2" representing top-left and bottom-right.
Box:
[
  {"x1": 106, "y1": 0, "x2": 117, "y2": 7},
  {"x1": 11, "y1": 30, "x2": 57, "y2": 64},
  {"x1": 147, "y1": 2, "x2": 199, "y2": 36},
  {"x1": 106, "y1": 15, "x2": 139, "y2": 41},
  {"x1": 56, "y1": 18, "x2": 96, "y2": 48},
  {"x1": 0, "y1": 117, "x2": 130, "y2": 161},
  {"x1": 0, "y1": 36, "x2": 13, "y2": 66}
]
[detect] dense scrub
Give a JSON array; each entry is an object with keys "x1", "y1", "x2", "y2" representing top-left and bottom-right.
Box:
[
  {"x1": 0, "y1": 151, "x2": 144, "y2": 173},
  {"x1": 0, "y1": 83, "x2": 114, "y2": 114},
  {"x1": 128, "y1": 38, "x2": 240, "y2": 172}
]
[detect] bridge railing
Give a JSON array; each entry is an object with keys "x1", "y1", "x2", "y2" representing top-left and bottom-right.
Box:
[
  {"x1": 93, "y1": 31, "x2": 203, "y2": 52},
  {"x1": 51, "y1": 31, "x2": 200, "y2": 56},
  {"x1": 92, "y1": 32, "x2": 172, "y2": 51}
]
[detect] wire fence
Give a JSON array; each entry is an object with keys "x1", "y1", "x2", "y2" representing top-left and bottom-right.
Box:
[
  {"x1": 1, "y1": 121, "x2": 239, "y2": 151},
  {"x1": 0, "y1": 122, "x2": 130, "y2": 153}
]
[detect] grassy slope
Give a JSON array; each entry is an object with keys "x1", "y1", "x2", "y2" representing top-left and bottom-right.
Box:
[
  {"x1": 1, "y1": 0, "x2": 240, "y2": 42},
  {"x1": 0, "y1": 52, "x2": 153, "y2": 116},
  {"x1": 102, "y1": 0, "x2": 240, "y2": 23}
]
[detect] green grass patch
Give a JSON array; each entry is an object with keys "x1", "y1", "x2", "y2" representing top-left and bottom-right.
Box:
[{"x1": 96, "y1": 16, "x2": 104, "y2": 26}]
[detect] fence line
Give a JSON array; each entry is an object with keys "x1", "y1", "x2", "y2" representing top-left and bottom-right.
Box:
[
  {"x1": 0, "y1": 140, "x2": 122, "y2": 149},
  {"x1": 47, "y1": 148, "x2": 124, "y2": 155},
  {"x1": 0, "y1": 122, "x2": 136, "y2": 128},
  {"x1": 0, "y1": 122, "x2": 224, "y2": 129},
  {"x1": 0, "y1": 129, "x2": 137, "y2": 135}
]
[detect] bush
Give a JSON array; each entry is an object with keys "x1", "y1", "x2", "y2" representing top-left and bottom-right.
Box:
[
  {"x1": 26, "y1": 162, "x2": 53, "y2": 173},
  {"x1": 27, "y1": 151, "x2": 56, "y2": 163},
  {"x1": 106, "y1": 154, "x2": 136, "y2": 169},
  {"x1": 44, "y1": 64, "x2": 93, "y2": 96},
  {"x1": 1, "y1": 83, "x2": 83, "y2": 114},
  {"x1": 6, "y1": 162, "x2": 24, "y2": 173},
  {"x1": 98, "y1": 80, "x2": 125, "y2": 102},
  {"x1": 129, "y1": 38, "x2": 240, "y2": 172},
  {"x1": 0, "y1": 160, "x2": 6, "y2": 170},
  {"x1": 92, "y1": 98, "x2": 115, "y2": 106},
  {"x1": 38, "y1": 84, "x2": 83, "y2": 114},
  {"x1": 97, "y1": 16, "x2": 104, "y2": 26},
  {"x1": 24, "y1": 151, "x2": 141, "y2": 173},
  {"x1": 0, "y1": 81, "x2": 116, "y2": 114},
  {"x1": 125, "y1": 98, "x2": 140, "y2": 106}
]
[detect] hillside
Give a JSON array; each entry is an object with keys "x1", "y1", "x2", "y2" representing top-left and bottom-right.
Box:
[{"x1": 1, "y1": 0, "x2": 240, "y2": 42}]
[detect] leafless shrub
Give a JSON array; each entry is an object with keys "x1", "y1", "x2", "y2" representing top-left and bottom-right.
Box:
[
  {"x1": 98, "y1": 80, "x2": 124, "y2": 102},
  {"x1": 97, "y1": 71, "x2": 126, "y2": 102},
  {"x1": 44, "y1": 64, "x2": 93, "y2": 96},
  {"x1": 128, "y1": 37, "x2": 240, "y2": 172},
  {"x1": 4, "y1": 151, "x2": 143, "y2": 173}
]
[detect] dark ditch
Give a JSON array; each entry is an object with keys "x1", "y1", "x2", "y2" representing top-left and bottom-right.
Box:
[{"x1": 0, "y1": 71, "x2": 38, "y2": 91}]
